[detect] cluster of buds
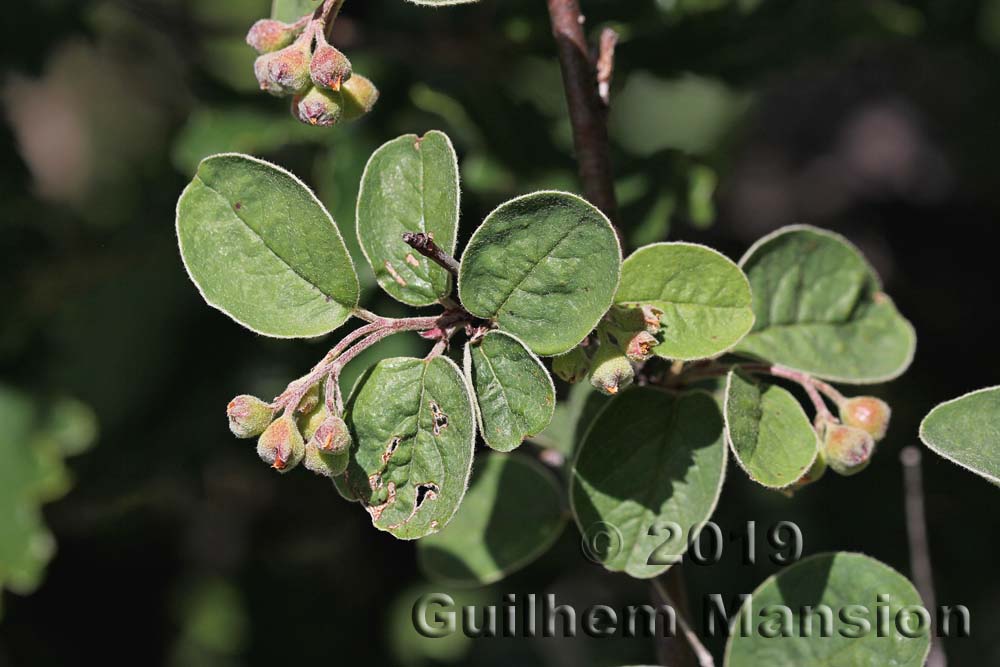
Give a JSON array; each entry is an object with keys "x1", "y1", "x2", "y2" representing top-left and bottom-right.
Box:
[
  {"x1": 247, "y1": 15, "x2": 379, "y2": 127},
  {"x1": 226, "y1": 383, "x2": 353, "y2": 478},
  {"x1": 792, "y1": 395, "x2": 891, "y2": 490},
  {"x1": 551, "y1": 304, "x2": 665, "y2": 396}
]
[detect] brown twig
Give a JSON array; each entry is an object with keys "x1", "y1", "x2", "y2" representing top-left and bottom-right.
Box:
[
  {"x1": 545, "y1": 0, "x2": 619, "y2": 223},
  {"x1": 652, "y1": 571, "x2": 715, "y2": 667},
  {"x1": 402, "y1": 232, "x2": 461, "y2": 279}
]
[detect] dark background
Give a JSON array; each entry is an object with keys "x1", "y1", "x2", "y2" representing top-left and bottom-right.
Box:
[{"x1": 1, "y1": 0, "x2": 998, "y2": 665}]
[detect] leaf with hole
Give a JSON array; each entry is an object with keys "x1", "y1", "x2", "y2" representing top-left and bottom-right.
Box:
[
  {"x1": 464, "y1": 331, "x2": 555, "y2": 452},
  {"x1": 417, "y1": 453, "x2": 566, "y2": 586},
  {"x1": 615, "y1": 243, "x2": 754, "y2": 360},
  {"x1": 724, "y1": 552, "x2": 930, "y2": 667},
  {"x1": 357, "y1": 131, "x2": 460, "y2": 306},
  {"x1": 176, "y1": 154, "x2": 359, "y2": 338},
  {"x1": 735, "y1": 225, "x2": 915, "y2": 384},
  {"x1": 919, "y1": 386, "x2": 1000, "y2": 486},
  {"x1": 459, "y1": 192, "x2": 621, "y2": 356},
  {"x1": 570, "y1": 388, "x2": 727, "y2": 579},
  {"x1": 342, "y1": 356, "x2": 475, "y2": 540},
  {"x1": 724, "y1": 370, "x2": 818, "y2": 489}
]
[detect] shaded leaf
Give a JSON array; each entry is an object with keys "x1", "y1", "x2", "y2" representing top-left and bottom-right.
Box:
[
  {"x1": 919, "y1": 386, "x2": 1000, "y2": 486},
  {"x1": 724, "y1": 370, "x2": 818, "y2": 489},
  {"x1": 725, "y1": 552, "x2": 930, "y2": 667},
  {"x1": 357, "y1": 131, "x2": 460, "y2": 306},
  {"x1": 418, "y1": 453, "x2": 566, "y2": 586},
  {"x1": 464, "y1": 331, "x2": 555, "y2": 452},
  {"x1": 735, "y1": 225, "x2": 915, "y2": 384},
  {"x1": 530, "y1": 382, "x2": 609, "y2": 457},
  {"x1": 459, "y1": 192, "x2": 621, "y2": 356},
  {"x1": 570, "y1": 388, "x2": 727, "y2": 578},
  {"x1": 176, "y1": 154, "x2": 359, "y2": 338},
  {"x1": 343, "y1": 357, "x2": 475, "y2": 540},
  {"x1": 616, "y1": 242, "x2": 754, "y2": 360}
]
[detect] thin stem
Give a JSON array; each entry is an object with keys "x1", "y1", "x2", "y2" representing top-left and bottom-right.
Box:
[
  {"x1": 812, "y1": 378, "x2": 847, "y2": 406},
  {"x1": 545, "y1": 0, "x2": 619, "y2": 223},
  {"x1": 402, "y1": 232, "x2": 461, "y2": 280},
  {"x1": 652, "y1": 577, "x2": 716, "y2": 667},
  {"x1": 900, "y1": 446, "x2": 947, "y2": 667},
  {"x1": 353, "y1": 307, "x2": 381, "y2": 323}
]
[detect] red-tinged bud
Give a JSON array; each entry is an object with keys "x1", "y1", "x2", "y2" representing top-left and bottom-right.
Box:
[
  {"x1": 310, "y1": 415, "x2": 352, "y2": 455},
  {"x1": 227, "y1": 395, "x2": 275, "y2": 439},
  {"x1": 310, "y1": 42, "x2": 352, "y2": 91},
  {"x1": 822, "y1": 424, "x2": 875, "y2": 476},
  {"x1": 639, "y1": 305, "x2": 665, "y2": 334},
  {"x1": 303, "y1": 442, "x2": 349, "y2": 478},
  {"x1": 292, "y1": 87, "x2": 344, "y2": 126},
  {"x1": 246, "y1": 19, "x2": 300, "y2": 54},
  {"x1": 257, "y1": 415, "x2": 305, "y2": 473},
  {"x1": 839, "y1": 396, "x2": 892, "y2": 442},
  {"x1": 254, "y1": 37, "x2": 312, "y2": 97},
  {"x1": 296, "y1": 383, "x2": 321, "y2": 415},
  {"x1": 340, "y1": 74, "x2": 379, "y2": 121},
  {"x1": 589, "y1": 344, "x2": 634, "y2": 396},
  {"x1": 552, "y1": 346, "x2": 591, "y2": 384},
  {"x1": 606, "y1": 304, "x2": 664, "y2": 335},
  {"x1": 624, "y1": 330, "x2": 659, "y2": 363}
]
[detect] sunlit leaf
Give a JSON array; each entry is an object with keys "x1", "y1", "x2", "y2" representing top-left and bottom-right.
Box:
[
  {"x1": 735, "y1": 225, "x2": 915, "y2": 384},
  {"x1": 343, "y1": 357, "x2": 475, "y2": 540},
  {"x1": 459, "y1": 192, "x2": 621, "y2": 356},
  {"x1": 176, "y1": 154, "x2": 359, "y2": 338},
  {"x1": 920, "y1": 386, "x2": 1000, "y2": 486}
]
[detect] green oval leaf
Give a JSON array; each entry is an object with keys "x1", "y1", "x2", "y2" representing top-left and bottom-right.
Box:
[
  {"x1": 176, "y1": 154, "x2": 359, "y2": 338},
  {"x1": 357, "y1": 131, "x2": 460, "y2": 306},
  {"x1": 725, "y1": 552, "x2": 931, "y2": 667},
  {"x1": 343, "y1": 356, "x2": 475, "y2": 540},
  {"x1": 735, "y1": 225, "x2": 915, "y2": 384},
  {"x1": 724, "y1": 370, "x2": 818, "y2": 489},
  {"x1": 459, "y1": 192, "x2": 621, "y2": 356},
  {"x1": 919, "y1": 386, "x2": 1000, "y2": 486},
  {"x1": 616, "y1": 243, "x2": 754, "y2": 360},
  {"x1": 570, "y1": 388, "x2": 727, "y2": 579},
  {"x1": 463, "y1": 331, "x2": 555, "y2": 452},
  {"x1": 417, "y1": 453, "x2": 566, "y2": 586}
]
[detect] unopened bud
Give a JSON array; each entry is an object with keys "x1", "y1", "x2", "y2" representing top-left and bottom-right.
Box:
[
  {"x1": 624, "y1": 330, "x2": 659, "y2": 363},
  {"x1": 822, "y1": 424, "x2": 875, "y2": 476},
  {"x1": 296, "y1": 384, "x2": 321, "y2": 415},
  {"x1": 310, "y1": 414, "x2": 352, "y2": 455},
  {"x1": 310, "y1": 42, "x2": 352, "y2": 90},
  {"x1": 293, "y1": 86, "x2": 344, "y2": 126},
  {"x1": 341, "y1": 74, "x2": 379, "y2": 121},
  {"x1": 257, "y1": 415, "x2": 305, "y2": 473},
  {"x1": 246, "y1": 19, "x2": 300, "y2": 54},
  {"x1": 606, "y1": 304, "x2": 664, "y2": 335},
  {"x1": 839, "y1": 396, "x2": 891, "y2": 442},
  {"x1": 303, "y1": 442, "x2": 349, "y2": 478},
  {"x1": 227, "y1": 395, "x2": 274, "y2": 439},
  {"x1": 552, "y1": 346, "x2": 591, "y2": 384},
  {"x1": 298, "y1": 403, "x2": 327, "y2": 441},
  {"x1": 589, "y1": 345, "x2": 634, "y2": 396},
  {"x1": 254, "y1": 37, "x2": 312, "y2": 97}
]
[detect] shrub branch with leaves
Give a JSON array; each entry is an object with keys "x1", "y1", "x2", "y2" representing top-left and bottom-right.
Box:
[{"x1": 172, "y1": 0, "x2": 998, "y2": 665}]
